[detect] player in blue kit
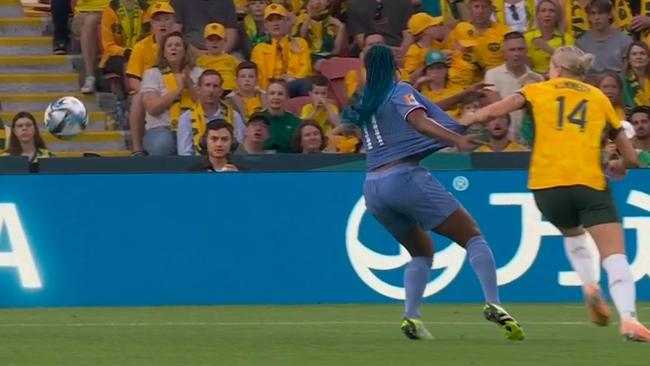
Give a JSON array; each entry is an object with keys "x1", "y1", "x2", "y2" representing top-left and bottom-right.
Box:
[{"x1": 357, "y1": 45, "x2": 525, "y2": 341}]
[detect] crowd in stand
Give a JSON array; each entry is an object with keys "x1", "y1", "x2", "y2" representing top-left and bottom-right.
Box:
[{"x1": 2, "y1": 0, "x2": 650, "y2": 167}]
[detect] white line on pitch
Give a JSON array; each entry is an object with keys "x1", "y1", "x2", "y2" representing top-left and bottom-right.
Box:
[{"x1": 0, "y1": 320, "x2": 590, "y2": 328}]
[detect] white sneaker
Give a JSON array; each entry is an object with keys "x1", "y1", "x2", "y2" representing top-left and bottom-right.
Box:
[{"x1": 81, "y1": 76, "x2": 95, "y2": 94}]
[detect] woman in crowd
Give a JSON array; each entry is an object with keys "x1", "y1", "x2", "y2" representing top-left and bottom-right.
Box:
[{"x1": 4, "y1": 112, "x2": 53, "y2": 162}]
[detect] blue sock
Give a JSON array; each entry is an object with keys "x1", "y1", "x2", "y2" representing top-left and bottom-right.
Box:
[
  {"x1": 404, "y1": 256, "x2": 433, "y2": 319},
  {"x1": 466, "y1": 236, "x2": 500, "y2": 304}
]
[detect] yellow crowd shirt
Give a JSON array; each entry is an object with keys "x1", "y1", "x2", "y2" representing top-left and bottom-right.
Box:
[
  {"x1": 475, "y1": 22, "x2": 510, "y2": 69},
  {"x1": 344, "y1": 67, "x2": 366, "y2": 98},
  {"x1": 251, "y1": 36, "x2": 312, "y2": 88},
  {"x1": 420, "y1": 82, "x2": 463, "y2": 118},
  {"x1": 448, "y1": 50, "x2": 481, "y2": 87},
  {"x1": 125, "y1": 34, "x2": 158, "y2": 80},
  {"x1": 401, "y1": 41, "x2": 446, "y2": 81},
  {"x1": 520, "y1": 77, "x2": 622, "y2": 190},
  {"x1": 524, "y1": 29, "x2": 574, "y2": 74},
  {"x1": 300, "y1": 102, "x2": 339, "y2": 133},
  {"x1": 196, "y1": 53, "x2": 241, "y2": 91},
  {"x1": 75, "y1": 0, "x2": 110, "y2": 12},
  {"x1": 474, "y1": 141, "x2": 528, "y2": 152}
]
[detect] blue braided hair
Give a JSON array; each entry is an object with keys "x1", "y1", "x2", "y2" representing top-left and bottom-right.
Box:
[{"x1": 356, "y1": 45, "x2": 398, "y2": 126}]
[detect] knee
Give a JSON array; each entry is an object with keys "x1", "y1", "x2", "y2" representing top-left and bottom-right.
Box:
[{"x1": 144, "y1": 128, "x2": 176, "y2": 156}]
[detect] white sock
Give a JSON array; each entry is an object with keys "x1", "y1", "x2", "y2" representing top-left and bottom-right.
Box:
[
  {"x1": 563, "y1": 234, "x2": 599, "y2": 285},
  {"x1": 602, "y1": 254, "x2": 637, "y2": 321}
]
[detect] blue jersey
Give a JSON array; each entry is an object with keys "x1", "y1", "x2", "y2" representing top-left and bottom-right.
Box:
[{"x1": 363, "y1": 82, "x2": 466, "y2": 171}]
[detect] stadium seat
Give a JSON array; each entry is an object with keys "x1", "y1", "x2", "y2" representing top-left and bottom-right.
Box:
[
  {"x1": 285, "y1": 96, "x2": 312, "y2": 116},
  {"x1": 318, "y1": 57, "x2": 362, "y2": 109}
]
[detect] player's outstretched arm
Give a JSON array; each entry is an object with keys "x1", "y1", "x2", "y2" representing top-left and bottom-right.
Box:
[
  {"x1": 612, "y1": 129, "x2": 642, "y2": 168},
  {"x1": 459, "y1": 93, "x2": 526, "y2": 126},
  {"x1": 406, "y1": 108, "x2": 481, "y2": 151}
]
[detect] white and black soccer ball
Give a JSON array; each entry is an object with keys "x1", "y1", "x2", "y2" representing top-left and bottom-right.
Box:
[{"x1": 44, "y1": 96, "x2": 88, "y2": 139}]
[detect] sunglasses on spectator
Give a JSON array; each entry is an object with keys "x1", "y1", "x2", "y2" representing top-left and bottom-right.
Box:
[{"x1": 509, "y1": 4, "x2": 520, "y2": 21}]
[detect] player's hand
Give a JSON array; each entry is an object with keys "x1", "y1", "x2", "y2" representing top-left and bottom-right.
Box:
[
  {"x1": 220, "y1": 164, "x2": 239, "y2": 172},
  {"x1": 606, "y1": 159, "x2": 627, "y2": 180},
  {"x1": 455, "y1": 134, "x2": 482, "y2": 151}
]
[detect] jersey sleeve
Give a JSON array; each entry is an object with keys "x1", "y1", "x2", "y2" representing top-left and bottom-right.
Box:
[
  {"x1": 601, "y1": 94, "x2": 623, "y2": 130},
  {"x1": 390, "y1": 83, "x2": 426, "y2": 121}
]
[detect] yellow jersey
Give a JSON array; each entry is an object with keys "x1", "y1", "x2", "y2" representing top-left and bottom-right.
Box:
[
  {"x1": 300, "y1": 102, "x2": 339, "y2": 133},
  {"x1": 400, "y1": 41, "x2": 445, "y2": 82},
  {"x1": 251, "y1": 36, "x2": 312, "y2": 88},
  {"x1": 520, "y1": 77, "x2": 622, "y2": 190},
  {"x1": 125, "y1": 34, "x2": 158, "y2": 80},
  {"x1": 75, "y1": 0, "x2": 110, "y2": 13},
  {"x1": 344, "y1": 67, "x2": 365, "y2": 98},
  {"x1": 474, "y1": 141, "x2": 528, "y2": 152},
  {"x1": 196, "y1": 53, "x2": 241, "y2": 91},
  {"x1": 524, "y1": 29, "x2": 574, "y2": 75},
  {"x1": 420, "y1": 82, "x2": 463, "y2": 118},
  {"x1": 448, "y1": 50, "x2": 481, "y2": 87},
  {"x1": 475, "y1": 22, "x2": 510, "y2": 69}
]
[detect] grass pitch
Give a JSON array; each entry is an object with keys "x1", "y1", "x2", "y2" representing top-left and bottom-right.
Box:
[{"x1": 0, "y1": 304, "x2": 648, "y2": 365}]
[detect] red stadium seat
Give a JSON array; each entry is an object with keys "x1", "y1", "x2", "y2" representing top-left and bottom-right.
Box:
[
  {"x1": 318, "y1": 57, "x2": 362, "y2": 109},
  {"x1": 285, "y1": 96, "x2": 312, "y2": 116}
]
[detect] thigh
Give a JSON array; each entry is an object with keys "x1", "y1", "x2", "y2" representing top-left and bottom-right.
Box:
[
  {"x1": 574, "y1": 185, "x2": 621, "y2": 228},
  {"x1": 143, "y1": 127, "x2": 176, "y2": 156},
  {"x1": 397, "y1": 168, "x2": 461, "y2": 231},
  {"x1": 364, "y1": 178, "x2": 417, "y2": 239},
  {"x1": 533, "y1": 187, "x2": 581, "y2": 229},
  {"x1": 102, "y1": 56, "x2": 127, "y2": 75}
]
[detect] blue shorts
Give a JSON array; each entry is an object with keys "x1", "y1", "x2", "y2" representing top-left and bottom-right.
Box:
[{"x1": 363, "y1": 163, "x2": 460, "y2": 238}]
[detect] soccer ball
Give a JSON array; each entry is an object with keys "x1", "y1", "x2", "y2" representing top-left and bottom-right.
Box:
[{"x1": 44, "y1": 96, "x2": 88, "y2": 139}]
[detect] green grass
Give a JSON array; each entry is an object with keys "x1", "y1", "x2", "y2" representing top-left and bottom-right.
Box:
[{"x1": 0, "y1": 303, "x2": 649, "y2": 365}]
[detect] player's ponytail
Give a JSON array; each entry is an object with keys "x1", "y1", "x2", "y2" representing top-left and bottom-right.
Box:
[
  {"x1": 356, "y1": 45, "x2": 398, "y2": 126},
  {"x1": 551, "y1": 46, "x2": 594, "y2": 79}
]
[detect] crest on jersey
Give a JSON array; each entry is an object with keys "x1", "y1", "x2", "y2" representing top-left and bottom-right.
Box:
[{"x1": 404, "y1": 94, "x2": 417, "y2": 105}]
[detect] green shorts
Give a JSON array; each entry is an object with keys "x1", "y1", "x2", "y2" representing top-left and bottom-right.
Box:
[{"x1": 532, "y1": 185, "x2": 620, "y2": 229}]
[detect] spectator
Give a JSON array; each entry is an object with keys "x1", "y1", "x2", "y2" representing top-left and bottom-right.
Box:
[
  {"x1": 126, "y1": 2, "x2": 176, "y2": 155},
  {"x1": 622, "y1": 41, "x2": 650, "y2": 110},
  {"x1": 242, "y1": 0, "x2": 271, "y2": 52},
  {"x1": 414, "y1": 0, "x2": 469, "y2": 23},
  {"x1": 474, "y1": 115, "x2": 528, "y2": 152},
  {"x1": 141, "y1": 32, "x2": 203, "y2": 155},
  {"x1": 484, "y1": 32, "x2": 543, "y2": 142},
  {"x1": 294, "y1": 0, "x2": 347, "y2": 66},
  {"x1": 344, "y1": 33, "x2": 385, "y2": 98},
  {"x1": 596, "y1": 71, "x2": 626, "y2": 121},
  {"x1": 401, "y1": 12, "x2": 445, "y2": 83},
  {"x1": 193, "y1": 120, "x2": 240, "y2": 172},
  {"x1": 444, "y1": 22, "x2": 481, "y2": 87},
  {"x1": 177, "y1": 69, "x2": 245, "y2": 156},
  {"x1": 564, "y1": 0, "x2": 646, "y2": 39},
  {"x1": 235, "y1": 112, "x2": 271, "y2": 154},
  {"x1": 493, "y1": 0, "x2": 535, "y2": 33},
  {"x1": 251, "y1": 4, "x2": 312, "y2": 97},
  {"x1": 563, "y1": 0, "x2": 591, "y2": 39},
  {"x1": 100, "y1": 0, "x2": 149, "y2": 80},
  {"x1": 300, "y1": 75, "x2": 340, "y2": 133},
  {"x1": 467, "y1": 0, "x2": 510, "y2": 70},
  {"x1": 414, "y1": 49, "x2": 463, "y2": 117},
  {"x1": 51, "y1": 0, "x2": 71, "y2": 54},
  {"x1": 260, "y1": 79, "x2": 301, "y2": 152},
  {"x1": 292, "y1": 119, "x2": 328, "y2": 153},
  {"x1": 226, "y1": 61, "x2": 268, "y2": 120},
  {"x1": 3, "y1": 112, "x2": 53, "y2": 162},
  {"x1": 630, "y1": 106, "x2": 650, "y2": 151},
  {"x1": 73, "y1": 0, "x2": 111, "y2": 94},
  {"x1": 271, "y1": 0, "x2": 303, "y2": 15},
  {"x1": 346, "y1": 0, "x2": 414, "y2": 57},
  {"x1": 575, "y1": 0, "x2": 632, "y2": 78},
  {"x1": 196, "y1": 23, "x2": 241, "y2": 92},
  {"x1": 525, "y1": 0, "x2": 574, "y2": 75},
  {"x1": 170, "y1": 0, "x2": 238, "y2": 54}
]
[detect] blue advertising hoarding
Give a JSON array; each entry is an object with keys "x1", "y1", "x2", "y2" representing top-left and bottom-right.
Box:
[{"x1": 0, "y1": 170, "x2": 649, "y2": 307}]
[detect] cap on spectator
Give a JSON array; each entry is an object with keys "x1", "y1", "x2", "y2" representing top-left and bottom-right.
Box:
[
  {"x1": 247, "y1": 112, "x2": 270, "y2": 125},
  {"x1": 451, "y1": 22, "x2": 479, "y2": 47},
  {"x1": 424, "y1": 50, "x2": 447, "y2": 67},
  {"x1": 149, "y1": 2, "x2": 175, "y2": 16},
  {"x1": 264, "y1": 3, "x2": 288, "y2": 19},
  {"x1": 204, "y1": 23, "x2": 226, "y2": 39},
  {"x1": 407, "y1": 13, "x2": 443, "y2": 36}
]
